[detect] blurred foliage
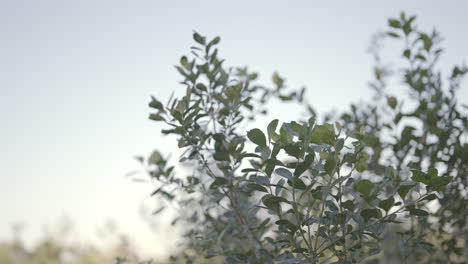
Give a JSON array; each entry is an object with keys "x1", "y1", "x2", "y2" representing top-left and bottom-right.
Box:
[
  {"x1": 334, "y1": 12, "x2": 468, "y2": 263},
  {"x1": 0, "y1": 220, "x2": 152, "y2": 264}
]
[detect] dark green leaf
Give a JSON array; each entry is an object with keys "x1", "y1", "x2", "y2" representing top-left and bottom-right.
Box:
[
  {"x1": 387, "y1": 96, "x2": 398, "y2": 109},
  {"x1": 388, "y1": 19, "x2": 401, "y2": 28},
  {"x1": 420, "y1": 193, "x2": 438, "y2": 202},
  {"x1": 275, "y1": 219, "x2": 298, "y2": 232},
  {"x1": 243, "y1": 153, "x2": 263, "y2": 159},
  {"x1": 149, "y1": 113, "x2": 165, "y2": 121},
  {"x1": 210, "y1": 177, "x2": 228, "y2": 189},
  {"x1": 427, "y1": 176, "x2": 453, "y2": 192},
  {"x1": 241, "y1": 168, "x2": 259, "y2": 173},
  {"x1": 342, "y1": 200, "x2": 354, "y2": 210},
  {"x1": 193, "y1": 32, "x2": 205, "y2": 44},
  {"x1": 208, "y1": 36, "x2": 220, "y2": 46},
  {"x1": 324, "y1": 159, "x2": 336, "y2": 176},
  {"x1": 284, "y1": 143, "x2": 301, "y2": 158},
  {"x1": 398, "y1": 184, "x2": 416, "y2": 199},
  {"x1": 387, "y1": 32, "x2": 401, "y2": 38},
  {"x1": 265, "y1": 159, "x2": 277, "y2": 177},
  {"x1": 378, "y1": 197, "x2": 395, "y2": 212},
  {"x1": 213, "y1": 152, "x2": 230, "y2": 161},
  {"x1": 335, "y1": 138, "x2": 345, "y2": 151},
  {"x1": 294, "y1": 153, "x2": 314, "y2": 177},
  {"x1": 361, "y1": 208, "x2": 382, "y2": 220},
  {"x1": 149, "y1": 97, "x2": 165, "y2": 111},
  {"x1": 247, "y1": 128, "x2": 267, "y2": 147},
  {"x1": 408, "y1": 208, "x2": 429, "y2": 216},
  {"x1": 247, "y1": 183, "x2": 268, "y2": 193},
  {"x1": 262, "y1": 194, "x2": 289, "y2": 213},
  {"x1": 195, "y1": 83, "x2": 207, "y2": 91},
  {"x1": 355, "y1": 179, "x2": 373, "y2": 197},
  {"x1": 288, "y1": 178, "x2": 306, "y2": 190},
  {"x1": 411, "y1": 170, "x2": 431, "y2": 184},
  {"x1": 272, "y1": 72, "x2": 284, "y2": 89}
]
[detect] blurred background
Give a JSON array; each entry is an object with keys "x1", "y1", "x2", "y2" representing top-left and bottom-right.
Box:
[{"x1": 1, "y1": 0, "x2": 467, "y2": 262}]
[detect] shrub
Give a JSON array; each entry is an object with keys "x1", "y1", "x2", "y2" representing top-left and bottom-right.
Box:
[{"x1": 141, "y1": 12, "x2": 466, "y2": 264}]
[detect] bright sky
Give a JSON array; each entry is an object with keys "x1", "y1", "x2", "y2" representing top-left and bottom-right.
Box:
[{"x1": 1, "y1": 0, "x2": 467, "y2": 260}]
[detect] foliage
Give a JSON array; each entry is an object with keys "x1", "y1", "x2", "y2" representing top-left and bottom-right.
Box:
[
  {"x1": 335, "y1": 12, "x2": 468, "y2": 263},
  {"x1": 0, "y1": 221, "x2": 152, "y2": 264},
  {"x1": 142, "y1": 12, "x2": 465, "y2": 264}
]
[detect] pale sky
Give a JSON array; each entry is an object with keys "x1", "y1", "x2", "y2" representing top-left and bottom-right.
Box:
[{"x1": 1, "y1": 0, "x2": 467, "y2": 260}]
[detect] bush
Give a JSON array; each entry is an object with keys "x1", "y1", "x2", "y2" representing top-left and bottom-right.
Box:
[{"x1": 141, "y1": 12, "x2": 466, "y2": 264}]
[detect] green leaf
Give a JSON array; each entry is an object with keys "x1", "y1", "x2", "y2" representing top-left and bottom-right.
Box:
[
  {"x1": 311, "y1": 124, "x2": 336, "y2": 145},
  {"x1": 342, "y1": 200, "x2": 354, "y2": 210},
  {"x1": 267, "y1": 119, "x2": 279, "y2": 142},
  {"x1": 324, "y1": 159, "x2": 336, "y2": 176},
  {"x1": 288, "y1": 178, "x2": 306, "y2": 190},
  {"x1": 403, "y1": 49, "x2": 411, "y2": 59},
  {"x1": 408, "y1": 208, "x2": 429, "y2": 216},
  {"x1": 247, "y1": 183, "x2": 268, "y2": 193},
  {"x1": 387, "y1": 32, "x2": 401, "y2": 38},
  {"x1": 272, "y1": 72, "x2": 284, "y2": 89},
  {"x1": 378, "y1": 197, "x2": 395, "y2": 212},
  {"x1": 427, "y1": 168, "x2": 438, "y2": 178},
  {"x1": 193, "y1": 32, "x2": 205, "y2": 45},
  {"x1": 398, "y1": 184, "x2": 416, "y2": 199},
  {"x1": 213, "y1": 152, "x2": 230, "y2": 161},
  {"x1": 279, "y1": 124, "x2": 294, "y2": 143},
  {"x1": 149, "y1": 97, "x2": 165, "y2": 111},
  {"x1": 243, "y1": 153, "x2": 263, "y2": 159},
  {"x1": 294, "y1": 153, "x2": 314, "y2": 177},
  {"x1": 270, "y1": 143, "x2": 281, "y2": 159},
  {"x1": 262, "y1": 194, "x2": 289, "y2": 214},
  {"x1": 400, "y1": 126, "x2": 415, "y2": 146},
  {"x1": 411, "y1": 169, "x2": 452, "y2": 191},
  {"x1": 355, "y1": 179, "x2": 373, "y2": 197},
  {"x1": 149, "y1": 113, "x2": 165, "y2": 121},
  {"x1": 427, "y1": 176, "x2": 452, "y2": 192},
  {"x1": 420, "y1": 193, "x2": 438, "y2": 202},
  {"x1": 180, "y1": 56, "x2": 190, "y2": 69},
  {"x1": 355, "y1": 157, "x2": 368, "y2": 172},
  {"x1": 247, "y1": 128, "x2": 267, "y2": 147},
  {"x1": 241, "y1": 168, "x2": 259, "y2": 173},
  {"x1": 335, "y1": 138, "x2": 345, "y2": 151},
  {"x1": 411, "y1": 170, "x2": 431, "y2": 184},
  {"x1": 388, "y1": 19, "x2": 401, "y2": 28},
  {"x1": 265, "y1": 159, "x2": 277, "y2": 177},
  {"x1": 275, "y1": 219, "x2": 298, "y2": 232},
  {"x1": 208, "y1": 36, "x2": 220, "y2": 46},
  {"x1": 387, "y1": 96, "x2": 398, "y2": 109},
  {"x1": 284, "y1": 143, "x2": 301, "y2": 158},
  {"x1": 361, "y1": 208, "x2": 382, "y2": 221},
  {"x1": 292, "y1": 248, "x2": 308, "y2": 254},
  {"x1": 148, "y1": 150, "x2": 163, "y2": 165},
  {"x1": 210, "y1": 177, "x2": 228, "y2": 189},
  {"x1": 195, "y1": 83, "x2": 207, "y2": 91}
]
